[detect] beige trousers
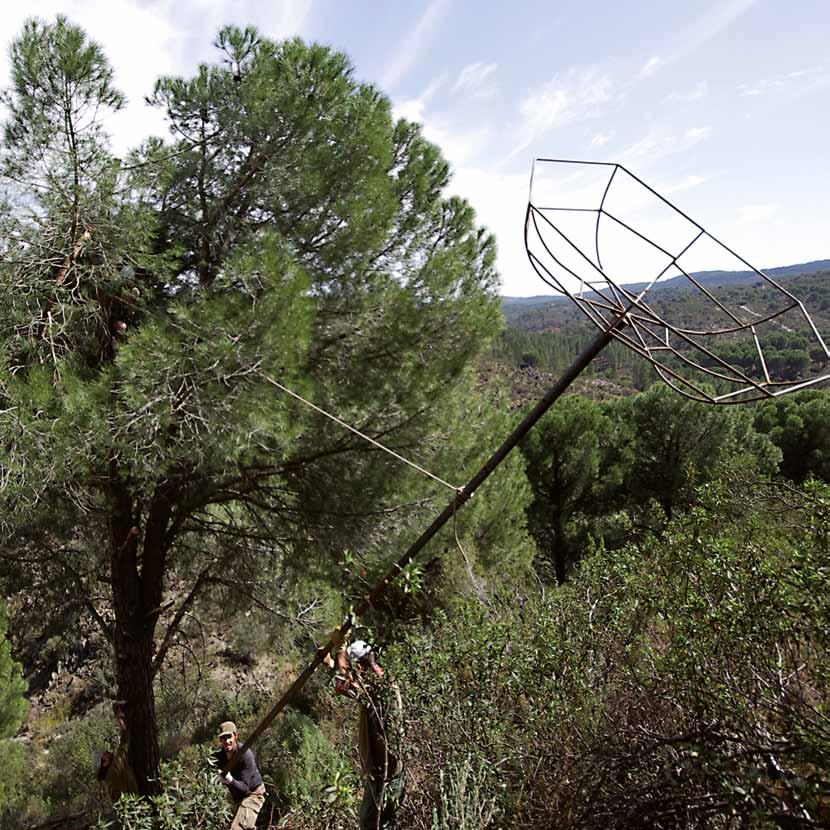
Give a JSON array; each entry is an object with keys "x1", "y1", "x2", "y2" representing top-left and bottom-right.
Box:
[{"x1": 230, "y1": 784, "x2": 266, "y2": 830}]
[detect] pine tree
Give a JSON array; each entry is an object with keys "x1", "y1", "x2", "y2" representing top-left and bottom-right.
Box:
[
  {"x1": 521, "y1": 396, "x2": 616, "y2": 584},
  {"x1": 606, "y1": 384, "x2": 781, "y2": 519},
  {"x1": 0, "y1": 20, "x2": 502, "y2": 790}
]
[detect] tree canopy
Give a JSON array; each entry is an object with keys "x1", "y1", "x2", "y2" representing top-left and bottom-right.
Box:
[
  {"x1": 0, "y1": 18, "x2": 504, "y2": 791},
  {"x1": 753, "y1": 391, "x2": 830, "y2": 484},
  {"x1": 521, "y1": 395, "x2": 619, "y2": 584},
  {"x1": 2, "y1": 16, "x2": 828, "y2": 830}
]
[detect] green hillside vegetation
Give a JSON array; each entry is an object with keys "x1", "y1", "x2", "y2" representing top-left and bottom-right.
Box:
[
  {"x1": 5, "y1": 381, "x2": 830, "y2": 829},
  {"x1": 0, "y1": 16, "x2": 829, "y2": 830},
  {"x1": 495, "y1": 269, "x2": 830, "y2": 395},
  {"x1": 502, "y1": 268, "x2": 830, "y2": 332},
  {"x1": 501, "y1": 259, "x2": 830, "y2": 318},
  {"x1": 397, "y1": 476, "x2": 830, "y2": 829}
]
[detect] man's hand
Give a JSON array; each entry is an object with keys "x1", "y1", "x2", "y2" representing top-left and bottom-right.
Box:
[
  {"x1": 334, "y1": 674, "x2": 357, "y2": 697},
  {"x1": 224, "y1": 771, "x2": 234, "y2": 784}
]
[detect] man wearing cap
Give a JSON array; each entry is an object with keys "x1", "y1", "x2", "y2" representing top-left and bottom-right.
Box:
[
  {"x1": 335, "y1": 640, "x2": 405, "y2": 830},
  {"x1": 214, "y1": 721, "x2": 266, "y2": 830}
]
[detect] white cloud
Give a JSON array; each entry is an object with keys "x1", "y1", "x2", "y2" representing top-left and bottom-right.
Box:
[
  {"x1": 506, "y1": 67, "x2": 615, "y2": 162},
  {"x1": 736, "y1": 203, "x2": 777, "y2": 224},
  {"x1": 448, "y1": 165, "x2": 538, "y2": 295},
  {"x1": 680, "y1": 0, "x2": 758, "y2": 56},
  {"x1": 738, "y1": 66, "x2": 830, "y2": 98},
  {"x1": 640, "y1": 0, "x2": 757, "y2": 77},
  {"x1": 665, "y1": 81, "x2": 708, "y2": 103},
  {"x1": 638, "y1": 56, "x2": 662, "y2": 79},
  {"x1": 382, "y1": 0, "x2": 452, "y2": 91},
  {"x1": 739, "y1": 78, "x2": 785, "y2": 97},
  {"x1": 620, "y1": 125, "x2": 713, "y2": 166},
  {"x1": 433, "y1": 124, "x2": 493, "y2": 168},
  {"x1": 661, "y1": 174, "x2": 709, "y2": 195},
  {"x1": 393, "y1": 75, "x2": 494, "y2": 168},
  {"x1": 394, "y1": 97, "x2": 428, "y2": 124},
  {"x1": 591, "y1": 132, "x2": 612, "y2": 147},
  {"x1": 452, "y1": 61, "x2": 498, "y2": 96},
  {"x1": 0, "y1": 0, "x2": 313, "y2": 156},
  {"x1": 416, "y1": 118, "x2": 493, "y2": 168},
  {"x1": 685, "y1": 126, "x2": 712, "y2": 142},
  {"x1": 393, "y1": 76, "x2": 447, "y2": 124}
]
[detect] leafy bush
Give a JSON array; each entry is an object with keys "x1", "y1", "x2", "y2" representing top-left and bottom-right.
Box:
[
  {"x1": 391, "y1": 476, "x2": 830, "y2": 829},
  {"x1": 0, "y1": 739, "x2": 49, "y2": 829},
  {"x1": 431, "y1": 756, "x2": 499, "y2": 830},
  {"x1": 36, "y1": 704, "x2": 115, "y2": 818},
  {"x1": 0, "y1": 600, "x2": 26, "y2": 737},
  {"x1": 255, "y1": 705, "x2": 359, "y2": 829},
  {"x1": 753, "y1": 390, "x2": 830, "y2": 483},
  {"x1": 101, "y1": 749, "x2": 232, "y2": 830}
]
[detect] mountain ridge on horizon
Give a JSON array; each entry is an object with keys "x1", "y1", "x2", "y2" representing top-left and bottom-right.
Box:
[{"x1": 503, "y1": 258, "x2": 830, "y2": 306}]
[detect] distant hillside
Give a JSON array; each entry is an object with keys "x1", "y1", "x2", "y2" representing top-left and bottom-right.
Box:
[
  {"x1": 502, "y1": 264, "x2": 830, "y2": 337},
  {"x1": 502, "y1": 259, "x2": 830, "y2": 318},
  {"x1": 682, "y1": 258, "x2": 830, "y2": 284},
  {"x1": 491, "y1": 262, "x2": 830, "y2": 395}
]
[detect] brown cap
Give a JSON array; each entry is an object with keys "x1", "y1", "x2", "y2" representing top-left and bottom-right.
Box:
[{"x1": 218, "y1": 721, "x2": 237, "y2": 738}]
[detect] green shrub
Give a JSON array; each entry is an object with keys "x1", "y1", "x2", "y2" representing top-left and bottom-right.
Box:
[
  {"x1": 0, "y1": 740, "x2": 50, "y2": 829},
  {"x1": 0, "y1": 600, "x2": 27, "y2": 737},
  {"x1": 102, "y1": 750, "x2": 232, "y2": 830},
  {"x1": 256, "y1": 706, "x2": 359, "y2": 827},
  {"x1": 392, "y1": 477, "x2": 830, "y2": 829},
  {"x1": 431, "y1": 756, "x2": 499, "y2": 830},
  {"x1": 40, "y1": 704, "x2": 115, "y2": 817}
]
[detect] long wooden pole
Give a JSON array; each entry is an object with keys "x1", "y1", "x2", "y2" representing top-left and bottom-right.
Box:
[{"x1": 226, "y1": 320, "x2": 619, "y2": 771}]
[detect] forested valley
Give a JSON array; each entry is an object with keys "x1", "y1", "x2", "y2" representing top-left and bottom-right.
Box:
[{"x1": 0, "y1": 18, "x2": 828, "y2": 830}]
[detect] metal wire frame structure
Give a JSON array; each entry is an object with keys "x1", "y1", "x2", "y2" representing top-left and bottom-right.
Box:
[
  {"x1": 525, "y1": 158, "x2": 830, "y2": 403},
  {"x1": 231, "y1": 157, "x2": 829, "y2": 767}
]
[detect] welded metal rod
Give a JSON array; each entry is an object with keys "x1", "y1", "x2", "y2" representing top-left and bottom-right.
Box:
[{"x1": 228, "y1": 320, "x2": 618, "y2": 768}]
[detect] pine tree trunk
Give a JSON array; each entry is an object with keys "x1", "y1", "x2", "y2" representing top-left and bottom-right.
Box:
[
  {"x1": 109, "y1": 479, "x2": 163, "y2": 796},
  {"x1": 113, "y1": 623, "x2": 161, "y2": 795}
]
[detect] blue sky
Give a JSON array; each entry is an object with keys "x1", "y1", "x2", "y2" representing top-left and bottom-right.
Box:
[{"x1": 1, "y1": 0, "x2": 828, "y2": 295}]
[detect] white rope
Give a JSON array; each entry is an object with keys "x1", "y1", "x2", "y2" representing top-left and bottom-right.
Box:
[{"x1": 257, "y1": 371, "x2": 461, "y2": 495}]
